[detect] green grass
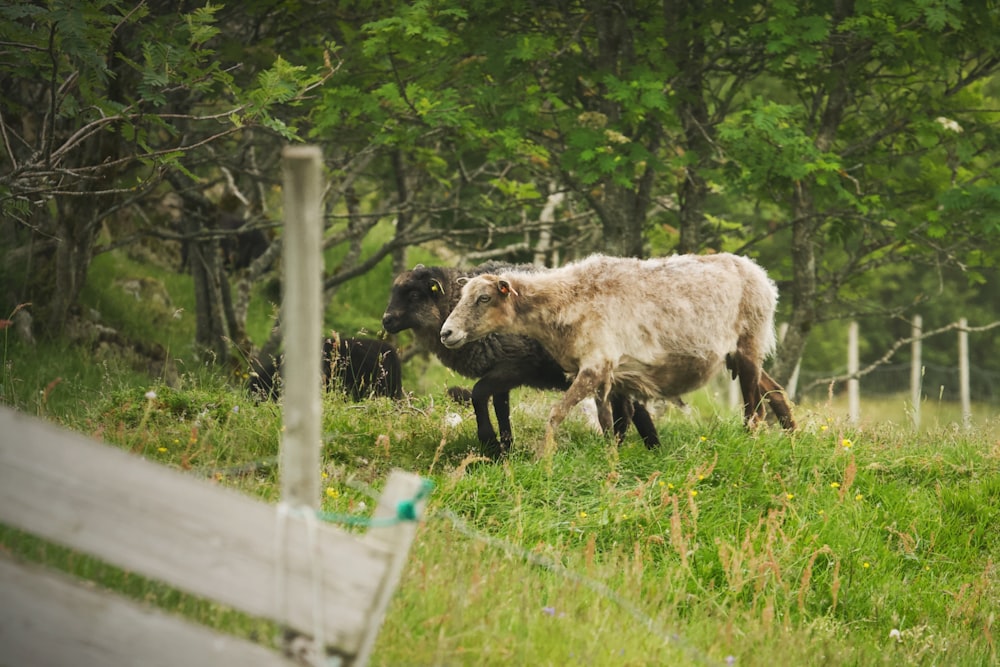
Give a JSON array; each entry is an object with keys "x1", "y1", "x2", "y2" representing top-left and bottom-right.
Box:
[
  {"x1": 3, "y1": 241, "x2": 998, "y2": 665},
  {"x1": 2, "y1": 364, "x2": 998, "y2": 666}
]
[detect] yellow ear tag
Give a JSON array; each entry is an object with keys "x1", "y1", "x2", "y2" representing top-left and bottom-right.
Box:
[{"x1": 430, "y1": 283, "x2": 439, "y2": 293}]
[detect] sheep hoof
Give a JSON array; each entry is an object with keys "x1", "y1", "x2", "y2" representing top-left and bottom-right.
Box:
[{"x1": 482, "y1": 439, "x2": 508, "y2": 461}]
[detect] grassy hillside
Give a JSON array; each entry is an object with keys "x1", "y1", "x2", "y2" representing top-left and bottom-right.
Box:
[
  {"x1": 3, "y1": 364, "x2": 999, "y2": 665},
  {"x1": 2, "y1": 241, "x2": 998, "y2": 666}
]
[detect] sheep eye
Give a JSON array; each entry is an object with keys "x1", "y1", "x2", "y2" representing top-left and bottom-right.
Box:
[{"x1": 476, "y1": 294, "x2": 490, "y2": 305}]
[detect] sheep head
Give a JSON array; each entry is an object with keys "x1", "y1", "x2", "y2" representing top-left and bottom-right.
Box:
[
  {"x1": 440, "y1": 274, "x2": 518, "y2": 349},
  {"x1": 382, "y1": 265, "x2": 451, "y2": 334}
]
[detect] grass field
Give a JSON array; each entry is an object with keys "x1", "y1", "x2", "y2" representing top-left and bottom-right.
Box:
[
  {"x1": 2, "y1": 353, "x2": 998, "y2": 666},
  {"x1": 2, "y1": 242, "x2": 998, "y2": 665}
]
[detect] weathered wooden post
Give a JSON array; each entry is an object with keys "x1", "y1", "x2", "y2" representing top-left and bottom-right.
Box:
[
  {"x1": 278, "y1": 145, "x2": 326, "y2": 663},
  {"x1": 280, "y1": 145, "x2": 324, "y2": 508},
  {"x1": 958, "y1": 317, "x2": 971, "y2": 427},
  {"x1": 910, "y1": 314, "x2": 923, "y2": 429},
  {"x1": 728, "y1": 371, "x2": 740, "y2": 413},
  {"x1": 847, "y1": 321, "x2": 860, "y2": 424}
]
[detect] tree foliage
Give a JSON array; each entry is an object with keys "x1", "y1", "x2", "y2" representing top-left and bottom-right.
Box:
[
  {"x1": 2, "y1": 0, "x2": 997, "y2": 381},
  {"x1": 0, "y1": 0, "x2": 321, "y2": 351}
]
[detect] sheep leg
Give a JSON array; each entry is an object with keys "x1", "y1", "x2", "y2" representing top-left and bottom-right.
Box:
[
  {"x1": 629, "y1": 402, "x2": 660, "y2": 449},
  {"x1": 607, "y1": 397, "x2": 660, "y2": 448},
  {"x1": 542, "y1": 365, "x2": 608, "y2": 458},
  {"x1": 760, "y1": 370, "x2": 797, "y2": 431},
  {"x1": 471, "y1": 379, "x2": 505, "y2": 459},
  {"x1": 727, "y1": 353, "x2": 766, "y2": 427},
  {"x1": 610, "y1": 394, "x2": 634, "y2": 443},
  {"x1": 493, "y1": 390, "x2": 514, "y2": 450},
  {"x1": 596, "y1": 396, "x2": 615, "y2": 434},
  {"x1": 605, "y1": 395, "x2": 660, "y2": 449}
]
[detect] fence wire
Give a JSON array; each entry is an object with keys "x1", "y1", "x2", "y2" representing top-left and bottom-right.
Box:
[{"x1": 797, "y1": 362, "x2": 1000, "y2": 403}]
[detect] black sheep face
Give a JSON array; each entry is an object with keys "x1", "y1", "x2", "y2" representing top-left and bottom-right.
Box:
[{"x1": 381, "y1": 266, "x2": 452, "y2": 334}]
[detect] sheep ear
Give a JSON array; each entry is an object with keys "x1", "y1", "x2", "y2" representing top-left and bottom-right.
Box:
[
  {"x1": 498, "y1": 279, "x2": 518, "y2": 297},
  {"x1": 429, "y1": 278, "x2": 443, "y2": 294},
  {"x1": 456, "y1": 276, "x2": 469, "y2": 286},
  {"x1": 413, "y1": 263, "x2": 425, "y2": 270}
]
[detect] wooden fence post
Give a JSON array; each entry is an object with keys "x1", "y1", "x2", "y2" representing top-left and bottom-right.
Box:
[
  {"x1": 847, "y1": 321, "x2": 860, "y2": 424},
  {"x1": 278, "y1": 144, "x2": 325, "y2": 663},
  {"x1": 958, "y1": 317, "x2": 971, "y2": 427},
  {"x1": 728, "y1": 372, "x2": 740, "y2": 412},
  {"x1": 280, "y1": 145, "x2": 324, "y2": 508},
  {"x1": 910, "y1": 314, "x2": 922, "y2": 430}
]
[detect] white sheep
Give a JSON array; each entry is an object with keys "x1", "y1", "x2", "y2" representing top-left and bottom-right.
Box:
[{"x1": 440, "y1": 253, "x2": 796, "y2": 456}]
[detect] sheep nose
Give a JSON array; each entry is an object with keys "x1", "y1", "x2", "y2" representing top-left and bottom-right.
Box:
[{"x1": 440, "y1": 328, "x2": 465, "y2": 349}]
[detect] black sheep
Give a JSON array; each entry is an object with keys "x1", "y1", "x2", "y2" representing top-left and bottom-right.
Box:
[
  {"x1": 381, "y1": 263, "x2": 660, "y2": 459},
  {"x1": 249, "y1": 334, "x2": 402, "y2": 402},
  {"x1": 218, "y1": 212, "x2": 269, "y2": 271}
]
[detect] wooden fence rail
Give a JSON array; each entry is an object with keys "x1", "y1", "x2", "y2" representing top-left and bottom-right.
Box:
[{"x1": 0, "y1": 409, "x2": 426, "y2": 665}]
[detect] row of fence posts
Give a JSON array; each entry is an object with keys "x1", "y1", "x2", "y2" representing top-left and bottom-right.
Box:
[
  {"x1": 845, "y1": 316, "x2": 973, "y2": 428},
  {"x1": 727, "y1": 317, "x2": 977, "y2": 429}
]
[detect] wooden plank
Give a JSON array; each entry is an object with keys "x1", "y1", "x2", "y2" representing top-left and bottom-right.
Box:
[
  {"x1": 354, "y1": 471, "x2": 429, "y2": 666},
  {"x1": 0, "y1": 552, "x2": 299, "y2": 667},
  {"x1": 280, "y1": 144, "x2": 324, "y2": 508},
  {"x1": 0, "y1": 407, "x2": 414, "y2": 658}
]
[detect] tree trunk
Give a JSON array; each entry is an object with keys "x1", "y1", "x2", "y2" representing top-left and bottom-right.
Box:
[
  {"x1": 390, "y1": 149, "x2": 411, "y2": 276},
  {"x1": 185, "y1": 215, "x2": 227, "y2": 361},
  {"x1": 771, "y1": 201, "x2": 818, "y2": 386},
  {"x1": 771, "y1": 0, "x2": 855, "y2": 386},
  {"x1": 592, "y1": 186, "x2": 647, "y2": 258},
  {"x1": 665, "y1": 2, "x2": 711, "y2": 254},
  {"x1": 586, "y1": 0, "x2": 658, "y2": 259}
]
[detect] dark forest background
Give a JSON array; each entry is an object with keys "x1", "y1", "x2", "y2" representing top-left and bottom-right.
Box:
[{"x1": 2, "y1": 0, "x2": 999, "y2": 404}]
